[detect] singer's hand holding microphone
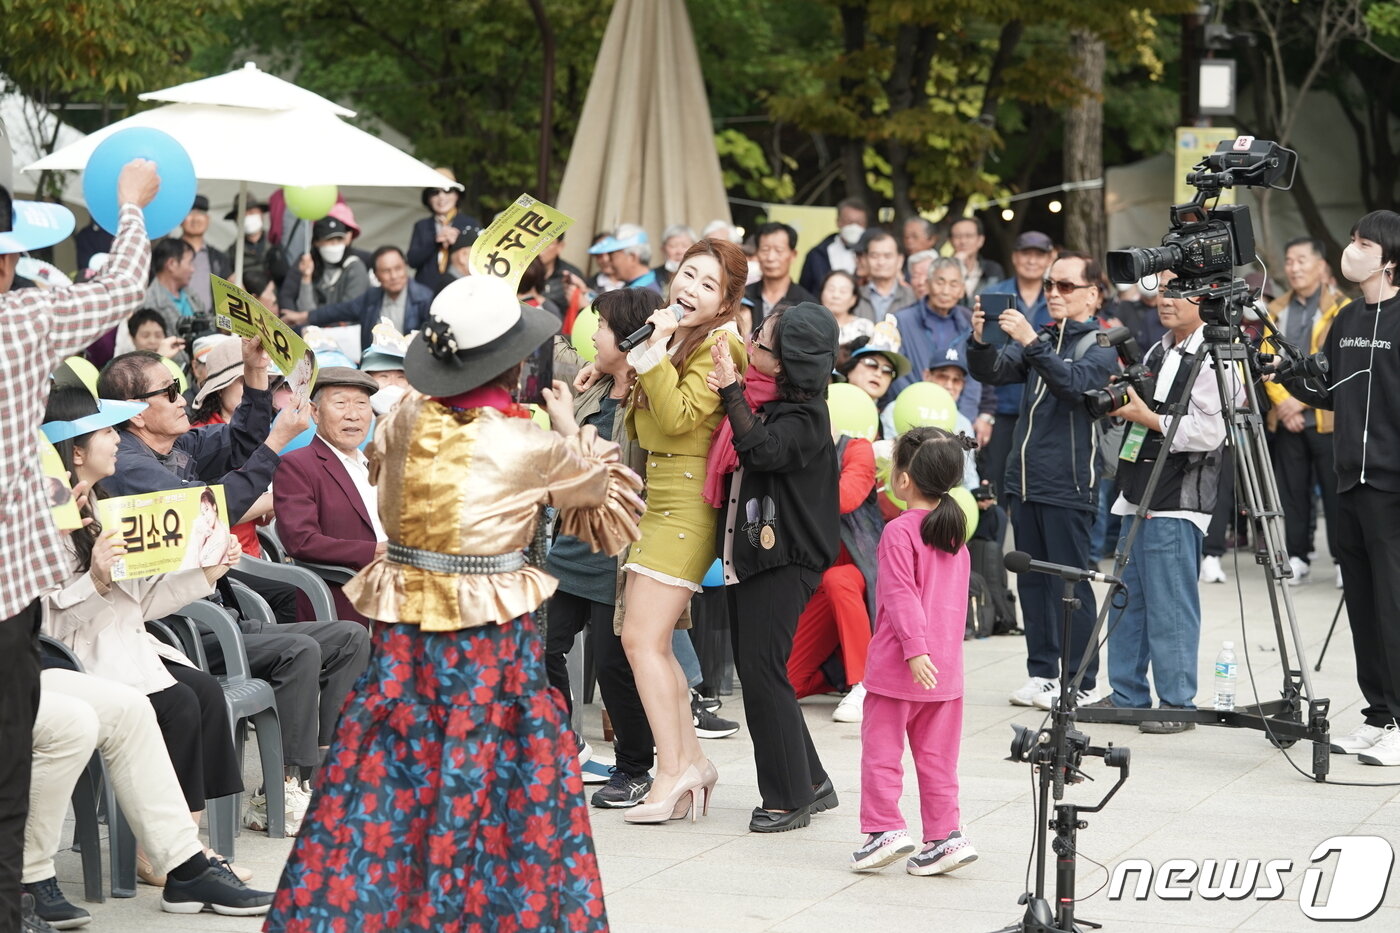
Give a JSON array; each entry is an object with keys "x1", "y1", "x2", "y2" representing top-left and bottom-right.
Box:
[{"x1": 617, "y1": 302, "x2": 686, "y2": 352}]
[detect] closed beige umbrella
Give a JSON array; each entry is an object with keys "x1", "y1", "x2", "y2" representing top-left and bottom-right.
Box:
[{"x1": 557, "y1": 0, "x2": 730, "y2": 271}]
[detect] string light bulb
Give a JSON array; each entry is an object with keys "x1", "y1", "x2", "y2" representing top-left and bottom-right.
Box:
[
  {"x1": 1048, "y1": 200, "x2": 1063, "y2": 214},
  {"x1": 1001, "y1": 208, "x2": 1015, "y2": 221}
]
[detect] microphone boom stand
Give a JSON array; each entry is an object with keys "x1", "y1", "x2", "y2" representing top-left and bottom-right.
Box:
[{"x1": 995, "y1": 568, "x2": 1131, "y2": 933}]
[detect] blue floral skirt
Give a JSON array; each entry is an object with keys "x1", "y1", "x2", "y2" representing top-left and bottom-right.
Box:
[{"x1": 263, "y1": 616, "x2": 608, "y2": 933}]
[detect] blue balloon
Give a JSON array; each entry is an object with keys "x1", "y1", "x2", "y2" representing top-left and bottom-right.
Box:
[
  {"x1": 82, "y1": 128, "x2": 197, "y2": 237},
  {"x1": 701, "y1": 559, "x2": 725, "y2": 589}
]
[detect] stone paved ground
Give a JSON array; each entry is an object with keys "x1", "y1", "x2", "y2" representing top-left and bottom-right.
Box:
[{"x1": 55, "y1": 549, "x2": 1400, "y2": 932}]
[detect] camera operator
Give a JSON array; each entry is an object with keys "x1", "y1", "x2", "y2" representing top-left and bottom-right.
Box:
[
  {"x1": 1095, "y1": 270, "x2": 1236, "y2": 733},
  {"x1": 969, "y1": 250, "x2": 1119, "y2": 708},
  {"x1": 1277, "y1": 210, "x2": 1400, "y2": 765}
]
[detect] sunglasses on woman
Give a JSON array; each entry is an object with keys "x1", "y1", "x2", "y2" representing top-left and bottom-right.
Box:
[
  {"x1": 134, "y1": 381, "x2": 181, "y2": 404},
  {"x1": 858, "y1": 356, "x2": 896, "y2": 377}
]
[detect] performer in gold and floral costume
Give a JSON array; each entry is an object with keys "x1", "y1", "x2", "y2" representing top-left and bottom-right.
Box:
[{"x1": 265, "y1": 274, "x2": 643, "y2": 933}]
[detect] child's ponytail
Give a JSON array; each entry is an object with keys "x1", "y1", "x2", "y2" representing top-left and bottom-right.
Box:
[
  {"x1": 892, "y1": 426, "x2": 979, "y2": 555},
  {"x1": 919, "y1": 491, "x2": 966, "y2": 555}
]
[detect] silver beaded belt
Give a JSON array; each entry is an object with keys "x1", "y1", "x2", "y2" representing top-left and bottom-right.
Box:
[{"x1": 386, "y1": 542, "x2": 525, "y2": 575}]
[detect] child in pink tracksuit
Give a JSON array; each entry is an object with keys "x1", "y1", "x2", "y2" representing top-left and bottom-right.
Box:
[{"x1": 851, "y1": 426, "x2": 979, "y2": 876}]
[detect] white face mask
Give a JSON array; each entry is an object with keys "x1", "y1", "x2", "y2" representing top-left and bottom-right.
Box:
[
  {"x1": 370, "y1": 384, "x2": 406, "y2": 415},
  {"x1": 664, "y1": 258, "x2": 680, "y2": 274},
  {"x1": 318, "y1": 242, "x2": 347, "y2": 265},
  {"x1": 243, "y1": 213, "x2": 264, "y2": 236},
  {"x1": 1341, "y1": 242, "x2": 1392, "y2": 284},
  {"x1": 839, "y1": 223, "x2": 865, "y2": 247}
]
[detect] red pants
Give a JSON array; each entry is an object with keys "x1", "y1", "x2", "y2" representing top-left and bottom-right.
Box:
[
  {"x1": 787, "y1": 563, "x2": 871, "y2": 698},
  {"x1": 859, "y1": 692, "x2": 963, "y2": 842}
]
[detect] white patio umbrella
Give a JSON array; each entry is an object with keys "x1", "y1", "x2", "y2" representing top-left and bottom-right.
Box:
[
  {"x1": 139, "y1": 61, "x2": 354, "y2": 117},
  {"x1": 25, "y1": 64, "x2": 456, "y2": 278}
]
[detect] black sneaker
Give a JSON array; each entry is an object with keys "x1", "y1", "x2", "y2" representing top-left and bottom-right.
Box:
[
  {"x1": 692, "y1": 698, "x2": 741, "y2": 739},
  {"x1": 590, "y1": 768, "x2": 654, "y2": 808},
  {"x1": 692, "y1": 691, "x2": 722, "y2": 713},
  {"x1": 21, "y1": 879, "x2": 88, "y2": 930},
  {"x1": 161, "y1": 861, "x2": 274, "y2": 916},
  {"x1": 21, "y1": 894, "x2": 57, "y2": 933}
]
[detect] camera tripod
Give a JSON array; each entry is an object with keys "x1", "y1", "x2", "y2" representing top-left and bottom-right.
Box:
[{"x1": 1073, "y1": 317, "x2": 1332, "y2": 781}]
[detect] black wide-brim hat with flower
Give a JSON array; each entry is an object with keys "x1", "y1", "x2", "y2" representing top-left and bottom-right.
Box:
[{"x1": 404, "y1": 274, "x2": 560, "y2": 397}]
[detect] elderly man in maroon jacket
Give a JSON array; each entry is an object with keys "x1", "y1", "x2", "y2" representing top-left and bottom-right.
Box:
[{"x1": 273, "y1": 367, "x2": 386, "y2": 625}]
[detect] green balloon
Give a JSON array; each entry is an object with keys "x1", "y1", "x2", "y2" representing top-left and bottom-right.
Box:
[
  {"x1": 571, "y1": 305, "x2": 599, "y2": 363},
  {"x1": 949, "y1": 485, "x2": 979, "y2": 542},
  {"x1": 161, "y1": 357, "x2": 189, "y2": 394},
  {"x1": 283, "y1": 184, "x2": 338, "y2": 221},
  {"x1": 892, "y1": 382, "x2": 957, "y2": 434},
  {"x1": 58, "y1": 356, "x2": 101, "y2": 397},
  {"x1": 827, "y1": 382, "x2": 879, "y2": 441}
]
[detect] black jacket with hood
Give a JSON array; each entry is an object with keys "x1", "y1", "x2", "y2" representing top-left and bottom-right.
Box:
[
  {"x1": 968, "y1": 317, "x2": 1120, "y2": 512},
  {"x1": 716, "y1": 303, "x2": 841, "y2": 581}
]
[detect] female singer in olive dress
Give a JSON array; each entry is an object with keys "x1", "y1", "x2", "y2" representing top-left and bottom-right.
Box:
[
  {"x1": 264, "y1": 274, "x2": 644, "y2": 932},
  {"x1": 617, "y1": 238, "x2": 750, "y2": 823}
]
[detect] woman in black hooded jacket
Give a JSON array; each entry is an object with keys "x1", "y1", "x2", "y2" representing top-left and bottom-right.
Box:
[{"x1": 706, "y1": 302, "x2": 841, "y2": 832}]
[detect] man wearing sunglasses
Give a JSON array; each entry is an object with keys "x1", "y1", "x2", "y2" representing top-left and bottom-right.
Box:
[
  {"x1": 969, "y1": 251, "x2": 1119, "y2": 711},
  {"x1": 97, "y1": 341, "x2": 370, "y2": 834}
]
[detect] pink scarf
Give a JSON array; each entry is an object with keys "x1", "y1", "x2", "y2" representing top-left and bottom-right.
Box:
[{"x1": 703, "y1": 369, "x2": 779, "y2": 508}]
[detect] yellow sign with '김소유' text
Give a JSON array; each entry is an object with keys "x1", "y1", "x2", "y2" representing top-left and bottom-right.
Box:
[
  {"x1": 469, "y1": 194, "x2": 574, "y2": 289},
  {"x1": 97, "y1": 485, "x2": 230, "y2": 581},
  {"x1": 210, "y1": 275, "x2": 318, "y2": 403}
]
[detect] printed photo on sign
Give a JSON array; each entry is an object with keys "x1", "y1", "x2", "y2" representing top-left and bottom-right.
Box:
[
  {"x1": 469, "y1": 194, "x2": 574, "y2": 290},
  {"x1": 96, "y1": 485, "x2": 229, "y2": 581},
  {"x1": 39, "y1": 435, "x2": 83, "y2": 531},
  {"x1": 210, "y1": 275, "x2": 319, "y2": 403}
]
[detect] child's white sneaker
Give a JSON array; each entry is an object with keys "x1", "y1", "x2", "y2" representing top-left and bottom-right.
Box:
[
  {"x1": 850, "y1": 830, "x2": 918, "y2": 872},
  {"x1": 907, "y1": 830, "x2": 978, "y2": 876}
]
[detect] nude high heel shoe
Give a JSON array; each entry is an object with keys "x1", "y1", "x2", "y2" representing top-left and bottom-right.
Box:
[
  {"x1": 623, "y1": 765, "x2": 703, "y2": 824},
  {"x1": 696, "y1": 759, "x2": 718, "y2": 817}
]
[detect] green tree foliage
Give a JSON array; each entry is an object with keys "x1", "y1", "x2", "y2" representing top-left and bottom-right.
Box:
[
  {"x1": 763, "y1": 1, "x2": 1195, "y2": 223},
  {"x1": 0, "y1": 0, "x2": 231, "y2": 100},
  {"x1": 205, "y1": 0, "x2": 610, "y2": 215},
  {"x1": 1, "y1": 0, "x2": 235, "y2": 195}
]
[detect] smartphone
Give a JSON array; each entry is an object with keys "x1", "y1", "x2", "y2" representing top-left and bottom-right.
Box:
[
  {"x1": 979, "y1": 293, "x2": 1016, "y2": 347},
  {"x1": 516, "y1": 338, "x2": 556, "y2": 405}
]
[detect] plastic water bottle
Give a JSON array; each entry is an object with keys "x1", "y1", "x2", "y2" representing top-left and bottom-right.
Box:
[{"x1": 1213, "y1": 641, "x2": 1238, "y2": 711}]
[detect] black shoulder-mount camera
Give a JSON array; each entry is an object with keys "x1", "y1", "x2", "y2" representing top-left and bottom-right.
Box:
[{"x1": 1106, "y1": 137, "x2": 1297, "y2": 328}]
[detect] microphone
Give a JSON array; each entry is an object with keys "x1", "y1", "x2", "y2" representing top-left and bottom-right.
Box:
[
  {"x1": 1004, "y1": 550, "x2": 1122, "y2": 586},
  {"x1": 618, "y1": 303, "x2": 686, "y2": 352}
]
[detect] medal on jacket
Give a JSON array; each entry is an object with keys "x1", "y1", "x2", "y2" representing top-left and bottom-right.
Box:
[{"x1": 760, "y1": 496, "x2": 776, "y2": 549}]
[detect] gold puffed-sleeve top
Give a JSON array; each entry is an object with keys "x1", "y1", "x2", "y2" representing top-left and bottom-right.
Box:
[{"x1": 345, "y1": 391, "x2": 645, "y2": 631}]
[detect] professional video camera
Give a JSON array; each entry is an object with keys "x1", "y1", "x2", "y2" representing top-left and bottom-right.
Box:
[
  {"x1": 177, "y1": 310, "x2": 217, "y2": 344},
  {"x1": 1106, "y1": 136, "x2": 1297, "y2": 327},
  {"x1": 1083, "y1": 326, "x2": 1156, "y2": 420}
]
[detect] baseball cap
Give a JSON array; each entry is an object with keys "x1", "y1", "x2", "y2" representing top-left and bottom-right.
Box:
[{"x1": 1013, "y1": 231, "x2": 1054, "y2": 252}]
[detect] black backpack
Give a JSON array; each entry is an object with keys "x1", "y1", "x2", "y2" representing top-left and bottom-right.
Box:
[
  {"x1": 969, "y1": 536, "x2": 1019, "y2": 635},
  {"x1": 966, "y1": 571, "x2": 996, "y2": 639}
]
